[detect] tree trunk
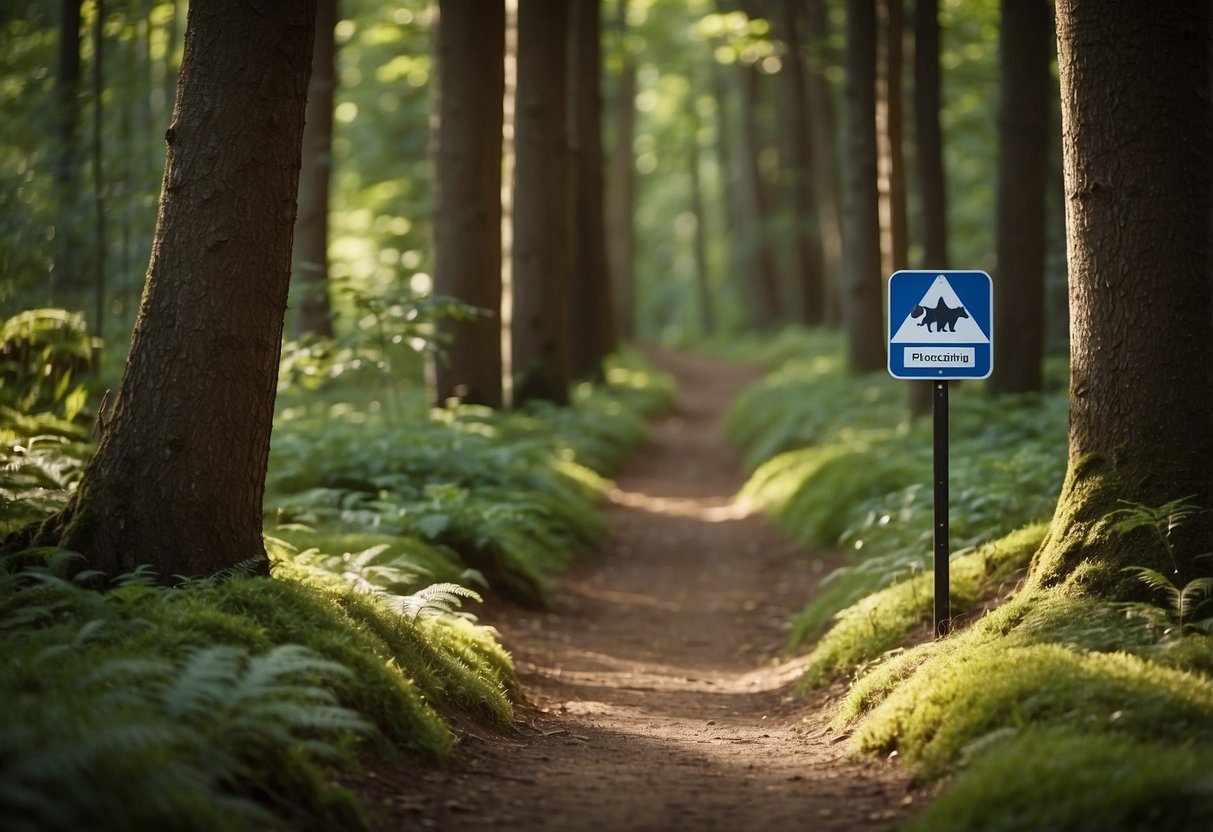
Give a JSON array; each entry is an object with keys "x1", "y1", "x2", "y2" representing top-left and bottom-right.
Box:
[
  {"x1": 431, "y1": 0, "x2": 505, "y2": 407},
  {"x1": 27, "y1": 0, "x2": 317, "y2": 581},
  {"x1": 606, "y1": 0, "x2": 637, "y2": 341},
  {"x1": 907, "y1": 0, "x2": 947, "y2": 419},
  {"x1": 53, "y1": 0, "x2": 83, "y2": 298},
  {"x1": 688, "y1": 115, "x2": 716, "y2": 337},
  {"x1": 989, "y1": 0, "x2": 1052, "y2": 394},
  {"x1": 842, "y1": 0, "x2": 884, "y2": 372},
  {"x1": 771, "y1": 0, "x2": 825, "y2": 326},
  {"x1": 735, "y1": 57, "x2": 783, "y2": 327},
  {"x1": 512, "y1": 0, "x2": 572, "y2": 406},
  {"x1": 568, "y1": 0, "x2": 617, "y2": 379},
  {"x1": 1033, "y1": 1, "x2": 1213, "y2": 592},
  {"x1": 711, "y1": 58, "x2": 748, "y2": 323},
  {"x1": 290, "y1": 0, "x2": 337, "y2": 339},
  {"x1": 876, "y1": 0, "x2": 907, "y2": 281},
  {"x1": 803, "y1": 0, "x2": 845, "y2": 326}
]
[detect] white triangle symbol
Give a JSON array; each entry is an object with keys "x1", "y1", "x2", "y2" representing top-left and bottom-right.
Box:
[{"x1": 891, "y1": 275, "x2": 989, "y2": 344}]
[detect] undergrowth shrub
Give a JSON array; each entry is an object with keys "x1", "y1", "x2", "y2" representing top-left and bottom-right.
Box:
[{"x1": 726, "y1": 343, "x2": 1066, "y2": 645}]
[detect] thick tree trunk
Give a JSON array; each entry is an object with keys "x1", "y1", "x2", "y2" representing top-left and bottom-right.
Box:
[
  {"x1": 876, "y1": 0, "x2": 907, "y2": 280},
  {"x1": 1033, "y1": 1, "x2": 1213, "y2": 592},
  {"x1": 771, "y1": 0, "x2": 825, "y2": 326},
  {"x1": 803, "y1": 0, "x2": 844, "y2": 326},
  {"x1": 432, "y1": 0, "x2": 505, "y2": 407},
  {"x1": 35, "y1": 0, "x2": 317, "y2": 581},
  {"x1": 842, "y1": 0, "x2": 885, "y2": 372},
  {"x1": 568, "y1": 0, "x2": 617, "y2": 379},
  {"x1": 291, "y1": 0, "x2": 337, "y2": 339},
  {"x1": 606, "y1": 0, "x2": 637, "y2": 341},
  {"x1": 907, "y1": 0, "x2": 947, "y2": 419},
  {"x1": 512, "y1": 0, "x2": 572, "y2": 405},
  {"x1": 990, "y1": 0, "x2": 1052, "y2": 394}
]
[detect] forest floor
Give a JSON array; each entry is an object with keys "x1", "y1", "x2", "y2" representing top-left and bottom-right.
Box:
[{"x1": 358, "y1": 348, "x2": 918, "y2": 831}]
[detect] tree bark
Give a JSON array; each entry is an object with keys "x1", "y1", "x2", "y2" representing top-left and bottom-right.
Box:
[
  {"x1": 803, "y1": 0, "x2": 845, "y2": 326},
  {"x1": 290, "y1": 0, "x2": 337, "y2": 339},
  {"x1": 432, "y1": 0, "x2": 505, "y2": 407},
  {"x1": 771, "y1": 0, "x2": 825, "y2": 326},
  {"x1": 876, "y1": 0, "x2": 907, "y2": 280},
  {"x1": 606, "y1": 0, "x2": 637, "y2": 341},
  {"x1": 28, "y1": 0, "x2": 317, "y2": 581},
  {"x1": 1033, "y1": 1, "x2": 1213, "y2": 592},
  {"x1": 990, "y1": 0, "x2": 1052, "y2": 394},
  {"x1": 512, "y1": 0, "x2": 572, "y2": 405},
  {"x1": 842, "y1": 0, "x2": 885, "y2": 372},
  {"x1": 907, "y1": 0, "x2": 947, "y2": 419},
  {"x1": 735, "y1": 57, "x2": 783, "y2": 327},
  {"x1": 568, "y1": 0, "x2": 617, "y2": 379}
]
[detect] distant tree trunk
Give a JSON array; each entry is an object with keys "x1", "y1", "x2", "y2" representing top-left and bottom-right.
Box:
[
  {"x1": 17, "y1": 0, "x2": 318, "y2": 581},
  {"x1": 907, "y1": 0, "x2": 947, "y2": 419},
  {"x1": 735, "y1": 57, "x2": 783, "y2": 327},
  {"x1": 772, "y1": 0, "x2": 825, "y2": 326},
  {"x1": 990, "y1": 0, "x2": 1052, "y2": 394},
  {"x1": 53, "y1": 0, "x2": 83, "y2": 298},
  {"x1": 91, "y1": 0, "x2": 106, "y2": 355},
  {"x1": 606, "y1": 0, "x2": 637, "y2": 341},
  {"x1": 431, "y1": 0, "x2": 505, "y2": 407},
  {"x1": 842, "y1": 0, "x2": 884, "y2": 372},
  {"x1": 804, "y1": 0, "x2": 844, "y2": 325},
  {"x1": 291, "y1": 0, "x2": 336, "y2": 339},
  {"x1": 876, "y1": 0, "x2": 907, "y2": 278},
  {"x1": 1032, "y1": 2, "x2": 1213, "y2": 591},
  {"x1": 568, "y1": 0, "x2": 617, "y2": 378},
  {"x1": 688, "y1": 115, "x2": 716, "y2": 337},
  {"x1": 711, "y1": 59, "x2": 748, "y2": 312},
  {"x1": 512, "y1": 0, "x2": 571, "y2": 405}
]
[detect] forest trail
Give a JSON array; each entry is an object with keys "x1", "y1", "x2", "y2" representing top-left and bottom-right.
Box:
[{"x1": 365, "y1": 348, "x2": 913, "y2": 831}]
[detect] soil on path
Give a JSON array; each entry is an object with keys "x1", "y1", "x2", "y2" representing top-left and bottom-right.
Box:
[{"x1": 367, "y1": 348, "x2": 915, "y2": 831}]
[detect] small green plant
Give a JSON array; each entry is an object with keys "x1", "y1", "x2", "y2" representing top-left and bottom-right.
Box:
[
  {"x1": 1120, "y1": 566, "x2": 1213, "y2": 637},
  {"x1": 387, "y1": 581, "x2": 483, "y2": 622},
  {"x1": 1107, "y1": 496, "x2": 1204, "y2": 575}
]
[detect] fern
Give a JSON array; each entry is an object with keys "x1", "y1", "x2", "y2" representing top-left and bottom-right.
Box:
[
  {"x1": 386, "y1": 581, "x2": 483, "y2": 622},
  {"x1": 1121, "y1": 567, "x2": 1213, "y2": 637}
]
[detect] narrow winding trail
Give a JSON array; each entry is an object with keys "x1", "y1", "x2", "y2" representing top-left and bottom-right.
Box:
[{"x1": 372, "y1": 348, "x2": 913, "y2": 830}]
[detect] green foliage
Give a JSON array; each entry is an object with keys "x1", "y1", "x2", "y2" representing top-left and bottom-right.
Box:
[
  {"x1": 903, "y1": 729, "x2": 1213, "y2": 832},
  {"x1": 727, "y1": 342, "x2": 1067, "y2": 643},
  {"x1": 1120, "y1": 567, "x2": 1213, "y2": 638},
  {"x1": 0, "y1": 545, "x2": 517, "y2": 831},
  {"x1": 801, "y1": 523, "x2": 1047, "y2": 687},
  {"x1": 0, "y1": 308, "x2": 96, "y2": 417}
]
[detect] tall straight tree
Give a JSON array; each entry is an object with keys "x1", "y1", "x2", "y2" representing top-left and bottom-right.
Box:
[
  {"x1": 512, "y1": 0, "x2": 572, "y2": 405},
  {"x1": 568, "y1": 0, "x2": 617, "y2": 378},
  {"x1": 290, "y1": 0, "x2": 337, "y2": 339},
  {"x1": 771, "y1": 0, "x2": 825, "y2": 326},
  {"x1": 606, "y1": 0, "x2": 637, "y2": 340},
  {"x1": 907, "y1": 0, "x2": 947, "y2": 419},
  {"x1": 990, "y1": 0, "x2": 1052, "y2": 394},
  {"x1": 15, "y1": 0, "x2": 317, "y2": 579},
  {"x1": 1033, "y1": 2, "x2": 1212, "y2": 589},
  {"x1": 431, "y1": 0, "x2": 506, "y2": 407},
  {"x1": 876, "y1": 0, "x2": 907, "y2": 279},
  {"x1": 842, "y1": 0, "x2": 884, "y2": 372},
  {"x1": 53, "y1": 0, "x2": 83, "y2": 299},
  {"x1": 803, "y1": 0, "x2": 844, "y2": 325}
]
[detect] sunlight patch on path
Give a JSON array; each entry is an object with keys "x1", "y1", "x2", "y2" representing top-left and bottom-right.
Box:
[{"x1": 608, "y1": 487, "x2": 755, "y2": 522}]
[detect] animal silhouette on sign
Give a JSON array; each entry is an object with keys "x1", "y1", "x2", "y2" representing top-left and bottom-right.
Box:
[{"x1": 911, "y1": 298, "x2": 970, "y2": 333}]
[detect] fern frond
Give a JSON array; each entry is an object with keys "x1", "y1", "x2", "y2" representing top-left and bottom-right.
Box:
[
  {"x1": 386, "y1": 582, "x2": 483, "y2": 622},
  {"x1": 1123, "y1": 566, "x2": 1182, "y2": 607}
]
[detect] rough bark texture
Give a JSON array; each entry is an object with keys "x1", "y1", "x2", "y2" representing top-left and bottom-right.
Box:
[
  {"x1": 842, "y1": 0, "x2": 885, "y2": 372},
  {"x1": 990, "y1": 0, "x2": 1052, "y2": 394},
  {"x1": 771, "y1": 0, "x2": 825, "y2": 326},
  {"x1": 907, "y1": 0, "x2": 947, "y2": 419},
  {"x1": 512, "y1": 0, "x2": 571, "y2": 406},
  {"x1": 42, "y1": 0, "x2": 317, "y2": 580},
  {"x1": 1033, "y1": 1, "x2": 1213, "y2": 592},
  {"x1": 291, "y1": 0, "x2": 337, "y2": 339},
  {"x1": 606, "y1": 0, "x2": 637, "y2": 341},
  {"x1": 432, "y1": 0, "x2": 505, "y2": 407},
  {"x1": 568, "y1": 0, "x2": 617, "y2": 379}
]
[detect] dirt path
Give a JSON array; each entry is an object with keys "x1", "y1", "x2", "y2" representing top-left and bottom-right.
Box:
[{"x1": 370, "y1": 348, "x2": 913, "y2": 830}]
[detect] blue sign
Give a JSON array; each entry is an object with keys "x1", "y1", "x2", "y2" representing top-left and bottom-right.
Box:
[{"x1": 887, "y1": 270, "x2": 993, "y2": 380}]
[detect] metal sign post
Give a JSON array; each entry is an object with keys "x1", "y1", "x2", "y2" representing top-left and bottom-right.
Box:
[{"x1": 887, "y1": 271, "x2": 993, "y2": 638}]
